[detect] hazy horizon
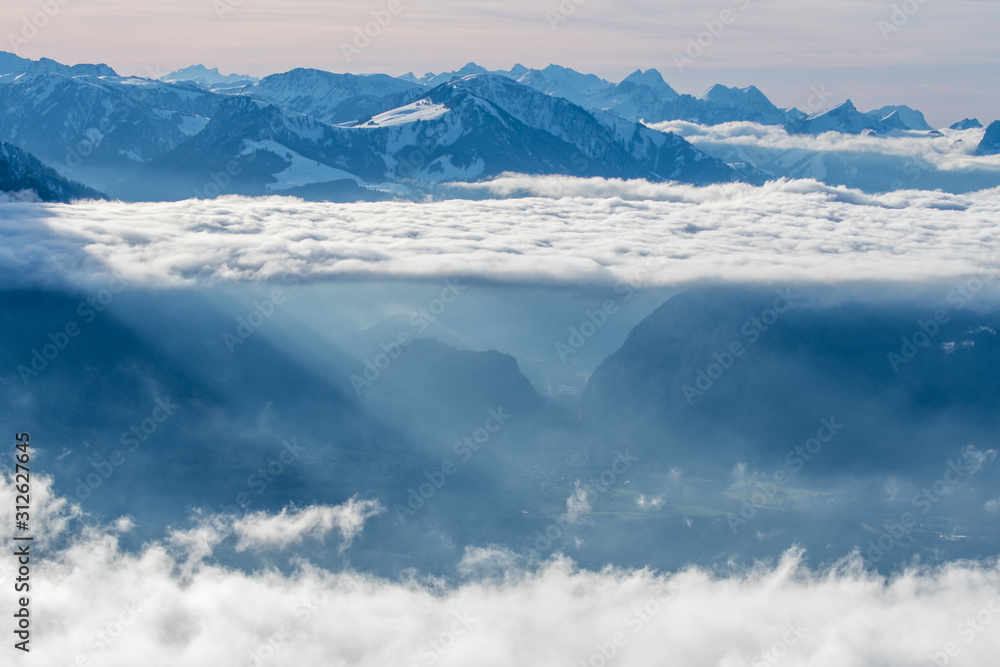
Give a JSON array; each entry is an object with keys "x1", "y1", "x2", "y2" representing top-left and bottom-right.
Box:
[{"x1": 2, "y1": 0, "x2": 997, "y2": 127}]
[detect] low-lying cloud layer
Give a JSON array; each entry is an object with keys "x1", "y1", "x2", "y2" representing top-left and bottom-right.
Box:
[
  {"x1": 651, "y1": 122, "x2": 996, "y2": 169},
  {"x1": 0, "y1": 178, "x2": 998, "y2": 289},
  {"x1": 3, "y1": 473, "x2": 1000, "y2": 667},
  {"x1": 649, "y1": 122, "x2": 1000, "y2": 194}
]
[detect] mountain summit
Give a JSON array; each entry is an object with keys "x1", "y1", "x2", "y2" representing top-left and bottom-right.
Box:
[
  {"x1": 975, "y1": 120, "x2": 1000, "y2": 156},
  {"x1": 161, "y1": 64, "x2": 258, "y2": 87}
]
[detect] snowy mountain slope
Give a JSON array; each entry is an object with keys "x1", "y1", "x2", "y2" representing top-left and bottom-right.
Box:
[
  {"x1": 787, "y1": 100, "x2": 935, "y2": 135},
  {"x1": 238, "y1": 139, "x2": 366, "y2": 191},
  {"x1": 244, "y1": 68, "x2": 424, "y2": 125},
  {"x1": 483, "y1": 65, "x2": 788, "y2": 126},
  {"x1": 126, "y1": 96, "x2": 387, "y2": 199},
  {"x1": 406, "y1": 63, "x2": 944, "y2": 136},
  {"x1": 976, "y1": 120, "x2": 1000, "y2": 156},
  {"x1": 356, "y1": 99, "x2": 450, "y2": 127},
  {"x1": 128, "y1": 74, "x2": 740, "y2": 200},
  {"x1": 502, "y1": 63, "x2": 617, "y2": 109},
  {"x1": 0, "y1": 54, "x2": 118, "y2": 83},
  {"x1": 0, "y1": 66, "x2": 220, "y2": 196},
  {"x1": 407, "y1": 62, "x2": 490, "y2": 88},
  {"x1": 0, "y1": 53, "x2": 980, "y2": 201},
  {"x1": 357, "y1": 80, "x2": 617, "y2": 183},
  {"x1": 698, "y1": 84, "x2": 788, "y2": 125},
  {"x1": 587, "y1": 68, "x2": 680, "y2": 121},
  {"x1": 433, "y1": 74, "x2": 737, "y2": 183},
  {"x1": 950, "y1": 118, "x2": 982, "y2": 130},
  {"x1": 868, "y1": 105, "x2": 933, "y2": 131},
  {"x1": 0, "y1": 51, "x2": 32, "y2": 78}
]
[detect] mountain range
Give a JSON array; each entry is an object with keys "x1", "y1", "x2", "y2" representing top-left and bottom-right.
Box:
[{"x1": 0, "y1": 53, "x2": 994, "y2": 202}]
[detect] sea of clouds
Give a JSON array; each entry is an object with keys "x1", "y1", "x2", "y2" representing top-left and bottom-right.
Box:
[{"x1": 0, "y1": 177, "x2": 998, "y2": 290}]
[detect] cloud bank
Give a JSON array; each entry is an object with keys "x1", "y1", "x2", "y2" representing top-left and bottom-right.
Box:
[
  {"x1": 649, "y1": 122, "x2": 1000, "y2": 194},
  {"x1": 3, "y1": 473, "x2": 1000, "y2": 666},
  {"x1": 1, "y1": 178, "x2": 998, "y2": 289},
  {"x1": 650, "y1": 122, "x2": 997, "y2": 169}
]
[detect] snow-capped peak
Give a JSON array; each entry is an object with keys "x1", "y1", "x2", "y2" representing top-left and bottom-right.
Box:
[
  {"x1": 621, "y1": 68, "x2": 670, "y2": 89},
  {"x1": 161, "y1": 64, "x2": 258, "y2": 86},
  {"x1": 950, "y1": 118, "x2": 982, "y2": 131},
  {"x1": 416, "y1": 62, "x2": 489, "y2": 87}
]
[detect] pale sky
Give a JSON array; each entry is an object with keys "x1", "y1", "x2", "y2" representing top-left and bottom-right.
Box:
[{"x1": 2, "y1": 0, "x2": 998, "y2": 127}]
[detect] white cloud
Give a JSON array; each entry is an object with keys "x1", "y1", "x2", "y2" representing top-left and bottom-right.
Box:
[
  {"x1": 2, "y1": 177, "x2": 1000, "y2": 290},
  {"x1": 3, "y1": 474, "x2": 1000, "y2": 666},
  {"x1": 646, "y1": 121, "x2": 1000, "y2": 190},
  {"x1": 232, "y1": 499, "x2": 385, "y2": 552},
  {"x1": 648, "y1": 121, "x2": 996, "y2": 167},
  {"x1": 156, "y1": 498, "x2": 384, "y2": 566}
]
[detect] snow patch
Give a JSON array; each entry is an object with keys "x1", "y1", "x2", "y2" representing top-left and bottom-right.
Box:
[
  {"x1": 355, "y1": 100, "x2": 450, "y2": 128},
  {"x1": 178, "y1": 115, "x2": 210, "y2": 136},
  {"x1": 237, "y1": 139, "x2": 366, "y2": 190}
]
